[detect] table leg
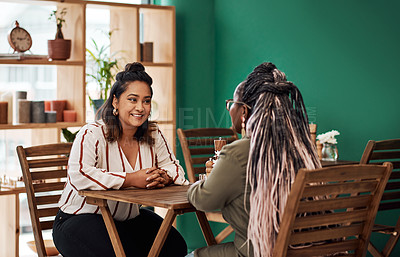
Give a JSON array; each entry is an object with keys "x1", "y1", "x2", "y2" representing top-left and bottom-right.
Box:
[
  {"x1": 195, "y1": 211, "x2": 217, "y2": 246},
  {"x1": 86, "y1": 197, "x2": 126, "y2": 257},
  {"x1": 15, "y1": 193, "x2": 20, "y2": 257},
  {"x1": 148, "y1": 209, "x2": 177, "y2": 257},
  {"x1": 99, "y1": 205, "x2": 126, "y2": 257}
]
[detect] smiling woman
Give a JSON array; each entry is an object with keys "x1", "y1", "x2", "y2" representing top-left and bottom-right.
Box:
[{"x1": 52, "y1": 62, "x2": 189, "y2": 257}]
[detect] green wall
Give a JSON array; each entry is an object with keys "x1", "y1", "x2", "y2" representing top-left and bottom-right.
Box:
[
  {"x1": 213, "y1": 0, "x2": 400, "y2": 163},
  {"x1": 160, "y1": 0, "x2": 400, "y2": 254},
  {"x1": 157, "y1": 0, "x2": 223, "y2": 252},
  {"x1": 166, "y1": 0, "x2": 215, "y2": 130},
  {"x1": 213, "y1": 1, "x2": 400, "y2": 254}
]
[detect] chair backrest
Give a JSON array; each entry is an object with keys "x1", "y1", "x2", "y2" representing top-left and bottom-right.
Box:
[
  {"x1": 360, "y1": 139, "x2": 400, "y2": 212},
  {"x1": 177, "y1": 128, "x2": 238, "y2": 183},
  {"x1": 16, "y1": 143, "x2": 72, "y2": 257},
  {"x1": 273, "y1": 163, "x2": 392, "y2": 257}
]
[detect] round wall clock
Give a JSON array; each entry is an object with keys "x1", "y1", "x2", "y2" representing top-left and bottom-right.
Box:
[{"x1": 7, "y1": 20, "x2": 32, "y2": 53}]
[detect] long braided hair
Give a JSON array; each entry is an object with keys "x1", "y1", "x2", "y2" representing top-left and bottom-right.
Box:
[{"x1": 240, "y1": 62, "x2": 321, "y2": 257}]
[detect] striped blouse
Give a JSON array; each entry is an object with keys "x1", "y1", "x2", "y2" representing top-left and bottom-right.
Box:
[{"x1": 58, "y1": 122, "x2": 188, "y2": 221}]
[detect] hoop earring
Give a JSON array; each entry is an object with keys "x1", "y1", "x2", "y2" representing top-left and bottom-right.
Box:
[
  {"x1": 113, "y1": 108, "x2": 119, "y2": 116},
  {"x1": 241, "y1": 116, "x2": 246, "y2": 137}
]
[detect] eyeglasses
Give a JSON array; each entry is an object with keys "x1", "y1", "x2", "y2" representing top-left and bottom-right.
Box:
[{"x1": 225, "y1": 99, "x2": 252, "y2": 111}]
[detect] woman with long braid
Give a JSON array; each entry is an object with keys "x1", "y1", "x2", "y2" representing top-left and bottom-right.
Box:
[{"x1": 187, "y1": 62, "x2": 320, "y2": 257}]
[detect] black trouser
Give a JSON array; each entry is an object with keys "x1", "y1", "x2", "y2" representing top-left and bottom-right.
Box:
[{"x1": 53, "y1": 208, "x2": 187, "y2": 257}]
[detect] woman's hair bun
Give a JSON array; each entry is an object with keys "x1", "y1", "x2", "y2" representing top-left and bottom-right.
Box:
[
  {"x1": 114, "y1": 61, "x2": 152, "y2": 86},
  {"x1": 125, "y1": 62, "x2": 145, "y2": 72},
  {"x1": 256, "y1": 62, "x2": 277, "y2": 74}
]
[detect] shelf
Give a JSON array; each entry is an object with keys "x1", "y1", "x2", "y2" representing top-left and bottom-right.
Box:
[
  {"x1": 0, "y1": 122, "x2": 85, "y2": 130},
  {"x1": 10, "y1": 0, "x2": 174, "y2": 10},
  {"x1": 151, "y1": 120, "x2": 173, "y2": 124},
  {"x1": 87, "y1": 1, "x2": 173, "y2": 9},
  {"x1": 142, "y1": 62, "x2": 173, "y2": 67},
  {"x1": 0, "y1": 59, "x2": 84, "y2": 66}
]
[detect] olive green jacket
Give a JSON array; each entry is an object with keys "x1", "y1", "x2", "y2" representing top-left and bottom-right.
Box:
[{"x1": 187, "y1": 138, "x2": 253, "y2": 257}]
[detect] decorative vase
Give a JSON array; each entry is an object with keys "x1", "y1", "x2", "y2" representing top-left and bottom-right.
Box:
[
  {"x1": 48, "y1": 39, "x2": 71, "y2": 60},
  {"x1": 321, "y1": 143, "x2": 338, "y2": 161}
]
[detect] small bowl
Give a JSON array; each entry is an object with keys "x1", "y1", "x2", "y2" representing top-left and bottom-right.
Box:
[{"x1": 27, "y1": 239, "x2": 59, "y2": 256}]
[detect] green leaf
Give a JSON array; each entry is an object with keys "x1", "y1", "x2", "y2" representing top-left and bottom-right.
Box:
[
  {"x1": 86, "y1": 31, "x2": 120, "y2": 102},
  {"x1": 62, "y1": 128, "x2": 79, "y2": 143}
]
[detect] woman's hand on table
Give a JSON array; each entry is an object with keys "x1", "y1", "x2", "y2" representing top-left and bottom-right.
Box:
[
  {"x1": 122, "y1": 167, "x2": 173, "y2": 189},
  {"x1": 146, "y1": 168, "x2": 173, "y2": 189}
]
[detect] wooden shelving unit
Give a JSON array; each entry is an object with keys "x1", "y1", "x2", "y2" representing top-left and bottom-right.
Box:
[
  {"x1": 0, "y1": 59, "x2": 85, "y2": 66},
  {"x1": 0, "y1": 1, "x2": 176, "y2": 256},
  {"x1": 0, "y1": 0, "x2": 176, "y2": 147},
  {"x1": 0, "y1": 0, "x2": 86, "y2": 146},
  {"x1": 0, "y1": 122, "x2": 85, "y2": 130}
]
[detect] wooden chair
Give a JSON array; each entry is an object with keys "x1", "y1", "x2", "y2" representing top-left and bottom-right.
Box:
[
  {"x1": 273, "y1": 163, "x2": 392, "y2": 257},
  {"x1": 16, "y1": 143, "x2": 72, "y2": 257},
  {"x1": 360, "y1": 139, "x2": 400, "y2": 257},
  {"x1": 177, "y1": 128, "x2": 238, "y2": 243}
]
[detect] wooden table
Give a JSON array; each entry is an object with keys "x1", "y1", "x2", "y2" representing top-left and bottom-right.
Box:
[
  {"x1": 0, "y1": 187, "x2": 25, "y2": 257},
  {"x1": 321, "y1": 160, "x2": 358, "y2": 167},
  {"x1": 79, "y1": 185, "x2": 216, "y2": 257}
]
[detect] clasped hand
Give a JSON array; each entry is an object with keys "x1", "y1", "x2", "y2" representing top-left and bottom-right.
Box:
[{"x1": 123, "y1": 167, "x2": 173, "y2": 189}]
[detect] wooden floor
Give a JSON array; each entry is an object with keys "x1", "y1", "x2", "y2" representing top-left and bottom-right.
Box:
[{"x1": 20, "y1": 231, "x2": 54, "y2": 257}]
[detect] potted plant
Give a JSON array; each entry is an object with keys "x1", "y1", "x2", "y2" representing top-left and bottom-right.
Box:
[
  {"x1": 86, "y1": 31, "x2": 119, "y2": 114},
  {"x1": 48, "y1": 8, "x2": 71, "y2": 60}
]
